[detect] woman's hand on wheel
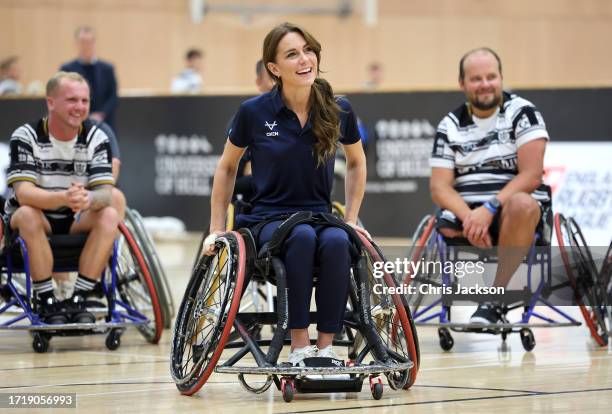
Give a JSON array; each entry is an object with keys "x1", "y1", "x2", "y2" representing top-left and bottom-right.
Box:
[
  {"x1": 203, "y1": 231, "x2": 224, "y2": 256},
  {"x1": 346, "y1": 221, "x2": 372, "y2": 241}
]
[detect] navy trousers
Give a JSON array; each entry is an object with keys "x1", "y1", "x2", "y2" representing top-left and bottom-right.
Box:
[{"x1": 258, "y1": 221, "x2": 351, "y2": 333}]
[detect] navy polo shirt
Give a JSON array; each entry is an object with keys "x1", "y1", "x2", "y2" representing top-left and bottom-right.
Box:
[{"x1": 229, "y1": 87, "x2": 360, "y2": 223}]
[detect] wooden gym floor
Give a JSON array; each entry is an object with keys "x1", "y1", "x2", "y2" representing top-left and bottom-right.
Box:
[{"x1": 0, "y1": 236, "x2": 610, "y2": 413}]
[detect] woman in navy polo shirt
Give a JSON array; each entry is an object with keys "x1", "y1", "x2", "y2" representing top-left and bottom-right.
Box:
[{"x1": 204, "y1": 22, "x2": 367, "y2": 365}]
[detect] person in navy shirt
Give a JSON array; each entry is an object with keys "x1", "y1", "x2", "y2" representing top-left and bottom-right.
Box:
[
  {"x1": 60, "y1": 27, "x2": 118, "y2": 132},
  {"x1": 204, "y1": 22, "x2": 368, "y2": 365}
]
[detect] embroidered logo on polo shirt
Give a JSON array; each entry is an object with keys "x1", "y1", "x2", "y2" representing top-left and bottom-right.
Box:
[{"x1": 265, "y1": 121, "x2": 279, "y2": 136}]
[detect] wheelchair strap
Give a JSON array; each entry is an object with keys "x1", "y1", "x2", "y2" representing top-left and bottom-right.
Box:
[
  {"x1": 258, "y1": 211, "x2": 362, "y2": 259},
  {"x1": 261, "y1": 211, "x2": 313, "y2": 257}
]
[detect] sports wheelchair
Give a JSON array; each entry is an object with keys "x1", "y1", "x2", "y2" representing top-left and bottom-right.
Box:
[
  {"x1": 403, "y1": 200, "x2": 607, "y2": 352},
  {"x1": 0, "y1": 215, "x2": 164, "y2": 353},
  {"x1": 171, "y1": 212, "x2": 420, "y2": 402}
]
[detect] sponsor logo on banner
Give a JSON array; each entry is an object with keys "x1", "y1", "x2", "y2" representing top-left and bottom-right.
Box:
[
  {"x1": 368, "y1": 118, "x2": 435, "y2": 193},
  {"x1": 154, "y1": 134, "x2": 220, "y2": 196},
  {"x1": 544, "y1": 142, "x2": 612, "y2": 246}
]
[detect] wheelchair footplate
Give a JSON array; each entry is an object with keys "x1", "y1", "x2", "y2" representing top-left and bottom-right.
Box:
[
  {"x1": 1, "y1": 321, "x2": 143, "y2": 332},
  {"x1": 216, "y1": 358, "x2": 413, "y2": 401},
  {"x1": 417, "y1": 321, "x2": 581, "y2": 333}
]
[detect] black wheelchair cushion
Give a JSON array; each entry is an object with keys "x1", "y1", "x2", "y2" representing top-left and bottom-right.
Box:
[{"x1": 6, "y1": 233, "x2": 89, "y2": 271}]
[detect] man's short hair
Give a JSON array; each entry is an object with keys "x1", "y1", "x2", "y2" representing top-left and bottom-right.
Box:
[
  {"x1": 458, "y1": 47, "x2": 503, "y2": 81},
  {"x1": 46, "y1": 71, "x2": 88, "y2": 96},
  {"x1": 0, "y1": 56, "x2": 18, "y2": 73},
  {"x1": 368, "y1": 61, "x2": 382, "y2": 71},
  {"x1": 74, "y1": 26, "x2": 95, "y2": 39},
  {"x1": 186, "y1": 48, "x2": 203, "y2": 61}
]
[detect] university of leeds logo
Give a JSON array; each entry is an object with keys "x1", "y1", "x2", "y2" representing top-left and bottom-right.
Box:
[{"x1": 265, "y1": 121, "x2": 279, "y2": 137}]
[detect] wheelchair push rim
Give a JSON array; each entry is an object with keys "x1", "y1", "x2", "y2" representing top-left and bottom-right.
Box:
[
  {"x1": 170, "y1": 231, "x2": 246, "y2": 395},
  {"x1": 116, "y1": 222, "x2": 164, "y2": 344},
  {"x1": 554, "y1": 213, "x2": 609, "y2": 347}
]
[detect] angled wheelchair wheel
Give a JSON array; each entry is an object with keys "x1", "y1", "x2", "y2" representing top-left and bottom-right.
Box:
[
  {"x1": 125, "y1": 208, "x2": 175, "y2": 329},
  {"x1": 601, "y1": 241, "x2": 612, "y2": 322},
  {"x1": 555, "y1": 213, "x2": 609, "y2": 346},
  {"x1": 115, "y1": 222, "x2": 164, "y2": 344},
  {"x1": 170, "y1": 231, "x2": 246, "y2": 395},
  {"x1": 406, "y1": 214, "x2": 435, "y2": 266},
  {"x1": 358, "y1": 235, "x2": 420, "y2": 389},
  {"x1": 404, "y1": 215, "x2": 439, "y2": 313}
]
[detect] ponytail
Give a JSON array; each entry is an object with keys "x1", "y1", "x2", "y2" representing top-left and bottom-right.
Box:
[{"x1": 310, "y1": 78, "x2": 341, "y2": 166}]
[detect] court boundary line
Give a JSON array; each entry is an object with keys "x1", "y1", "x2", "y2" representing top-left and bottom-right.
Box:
[{"x1": 274, "y1": 386, "x2": 612, "y2": 414}]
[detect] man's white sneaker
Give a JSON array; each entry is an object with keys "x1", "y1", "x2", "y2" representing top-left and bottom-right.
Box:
[{"x1": 287, "y1": 345, "x2": 317, "y2": 366}]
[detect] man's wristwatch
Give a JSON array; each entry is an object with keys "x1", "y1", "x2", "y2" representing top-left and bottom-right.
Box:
[{"x1": 483, "y1": 197, "x2": 501, "y2": 215}]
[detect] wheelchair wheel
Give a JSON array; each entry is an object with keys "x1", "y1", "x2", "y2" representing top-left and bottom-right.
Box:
[
  {"x1": 115, "y1": 222, "x2": 164, "y2": 344},
  {"x1": 601, "y1": 241, "x2": 612, "y2": 323},
  {"x1": 359, "y1": 235, "x2": 420, "y2": 389},
  {"x1": 404, "y1": 216, "x2": 439, "y2": 313},
  {"x1": 555, "y1": 213, "x2": 609, "y2": 346},
  {"x1": 125, "y1": 208, "x2": 175, "y2": 329},
  {"x1": 170, "y1": 231, "x2": 246, "y2": 395},
  {"x1": 405, "y1": 214, "x2": 434, "y2": 265}
]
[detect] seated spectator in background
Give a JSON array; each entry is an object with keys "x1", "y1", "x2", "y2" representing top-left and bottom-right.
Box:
[
  {"x1": 171, "y1": 49, "x2": 204, "y2": 94},
  {"x1": 0, "y1": 56, "x2": 23, "y2": 96},
  {"x1": 60, "y1": 26, "x2": 119, "y2": 132},
  {"x1": 363, "y1": 61, "x2": 383, "y2": 90}
]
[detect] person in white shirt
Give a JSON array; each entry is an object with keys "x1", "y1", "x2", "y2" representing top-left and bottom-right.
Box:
[
  {"x1": 0, "y1": 56, "x2": 23, "y2": 96},
  {"x1": 430, "y1": 48, "x2": 550, "y2": 324},
  {"x1": 171, "y1": 48, "x2": 204, "y2": 94}
]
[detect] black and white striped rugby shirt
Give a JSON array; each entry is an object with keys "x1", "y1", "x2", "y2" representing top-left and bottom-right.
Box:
[
  {"x1": 430, "y1": 91, "x2": 550, "y2": 204},
  {"x1": 5, "y1": 118, "x2": 114, "y2": 219}
]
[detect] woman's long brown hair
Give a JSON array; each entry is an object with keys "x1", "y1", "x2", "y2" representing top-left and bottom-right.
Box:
[{"x1": 263, "y1": 22, "x2": 341, "y2": 166}]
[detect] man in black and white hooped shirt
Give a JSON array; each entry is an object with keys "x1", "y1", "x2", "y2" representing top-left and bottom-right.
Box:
[
  {"x1": 430, "y1": 48, "x2": 550, "y2": 324},
  {"x1": 5, "y1": 71, "x2": 119, "y2": 325}
]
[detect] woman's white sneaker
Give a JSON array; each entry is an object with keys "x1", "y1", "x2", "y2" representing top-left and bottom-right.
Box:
[
  {"x1": 287, "y1": 345, "x2": 317, "y2": 366},
  {"x1": 316, "y1": 345, "x2": 339, "y2": 360}
]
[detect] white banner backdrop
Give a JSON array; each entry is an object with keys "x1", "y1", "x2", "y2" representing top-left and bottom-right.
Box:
[{"x1": 544, "y1": 142, "x2": 612, "y2": 246}]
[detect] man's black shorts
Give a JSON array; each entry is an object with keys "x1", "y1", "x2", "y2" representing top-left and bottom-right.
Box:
[
  {"x1": 435, "y1": 202, "x2": 545, "y2": 245},
  {"x1": 46, "y1": 214, "x2": 75, "y2": 235}
]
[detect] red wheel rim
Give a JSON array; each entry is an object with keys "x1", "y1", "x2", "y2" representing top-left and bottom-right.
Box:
[
  {"x1": 359, "y1": 234, "x2": 419, "y2": 388},
  {"x1": 554, "y1": 214, "x2": 607, "y2": 347},
  {"x1": 182, "y1": 231, "x2": 247, "y2": 395},
  {"x1": 118, "y1": 221, "x2": 164, "y2": 343}
]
